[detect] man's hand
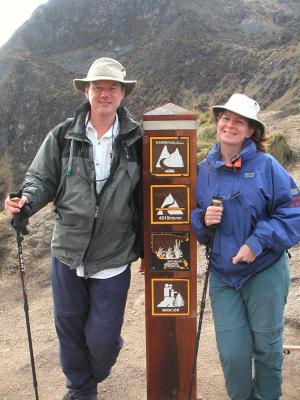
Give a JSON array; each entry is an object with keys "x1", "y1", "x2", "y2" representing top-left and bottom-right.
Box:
[
  {"x1": 4, "y1": 195, "x2": 29, "y2": 215},
  {"x1": 232, "y1": 244, "x2": 256, "y2": 264},
  {"x1": 204, "y1": 204, "x2": 223, "y2": 227}
]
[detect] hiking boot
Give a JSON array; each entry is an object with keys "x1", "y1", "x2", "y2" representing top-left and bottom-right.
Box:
[
  {"x1": 61, "y1": 393, "x2": 75, "y2": 400},
  {"x1": 61, "y1": 392, "x2": 98, "y2": 400}
]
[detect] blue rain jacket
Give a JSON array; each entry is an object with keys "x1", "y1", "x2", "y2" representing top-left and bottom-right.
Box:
[{"x1": 191, "y1": 139, "x2": 300, "y2": 289}]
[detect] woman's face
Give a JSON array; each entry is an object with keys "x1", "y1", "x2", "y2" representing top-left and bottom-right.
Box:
[{"x1": 217, "y1": 111, "x2": 254, "y2": 149}]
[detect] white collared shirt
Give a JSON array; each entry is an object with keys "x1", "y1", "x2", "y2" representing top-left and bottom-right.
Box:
[
  {"x1": 76, "y1": 114, "x2": 127, "y2": 279},
  {"x1": 86, "y1": 115, "x2": 118, "y2": 193}
]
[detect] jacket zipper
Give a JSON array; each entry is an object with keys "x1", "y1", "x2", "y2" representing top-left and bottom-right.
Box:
[{"x1": 81, "y1": 193, "x2": 101, "y2": 276}]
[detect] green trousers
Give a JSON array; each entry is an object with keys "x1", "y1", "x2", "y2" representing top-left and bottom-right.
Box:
[{"x1": 209, "y1": 253, "x2": 290, "y2": 400}]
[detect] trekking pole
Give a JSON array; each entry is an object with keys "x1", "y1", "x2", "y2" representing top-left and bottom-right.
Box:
[
  {"x1": 188, "y1": 198, "x2": 222, "y2": 400},
  {"x1": 10, "y1": 197, "x2": 39, "y2": 400}
]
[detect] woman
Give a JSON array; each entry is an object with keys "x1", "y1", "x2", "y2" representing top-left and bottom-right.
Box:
[{"x1": 191, "y1": 93, "x2": 300, "y2": 399}]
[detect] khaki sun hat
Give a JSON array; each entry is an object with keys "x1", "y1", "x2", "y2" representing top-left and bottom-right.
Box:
[
  {"x1": 73, "y1": 57, "x2": 137, "y2": 97},
  {"x1": 212, "y1": 93, "x2": 265, "y2": 134}
]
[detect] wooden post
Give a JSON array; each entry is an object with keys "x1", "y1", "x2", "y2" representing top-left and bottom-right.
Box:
[{"x1": 143, "y1": 103, "x2": 198, "y2": 400}]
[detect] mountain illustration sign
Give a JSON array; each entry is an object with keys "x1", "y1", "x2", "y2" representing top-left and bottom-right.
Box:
[
  {"x1": 150, "y1": 185, "x2": 190, "y2": 224},
  {"x1": 150, "y1": 136, "x2": 190, "y2": 176}
]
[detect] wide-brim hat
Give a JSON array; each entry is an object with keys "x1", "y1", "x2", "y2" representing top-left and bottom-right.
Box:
[
  {"x1": 73, "y1": 57, "x2": 137, "y2": 97},
  {"x1": 211, "y1": 93, "x2": 265, "y2": 134}
]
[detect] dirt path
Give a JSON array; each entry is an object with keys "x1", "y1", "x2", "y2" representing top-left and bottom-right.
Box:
[{"x1": 0, "y1": 214, "x2": 299, "y2": 400}]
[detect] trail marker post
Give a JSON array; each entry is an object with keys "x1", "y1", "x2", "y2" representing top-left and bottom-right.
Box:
[{"x1": 143, "y1": 103, "x2": 198, "y2": 400}]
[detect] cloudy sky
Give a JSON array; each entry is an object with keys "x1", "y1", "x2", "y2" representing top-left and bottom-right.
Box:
[{"x1": 0, "y1": 0, "x2": 48, "y2": 47}]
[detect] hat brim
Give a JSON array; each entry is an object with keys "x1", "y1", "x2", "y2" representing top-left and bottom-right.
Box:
[
  {"x1": 73, "y1": 77, "x2": 137, "y2": 97},
  {"x1": 211, "y1": 105, "x2": 265, "y2": 134}
]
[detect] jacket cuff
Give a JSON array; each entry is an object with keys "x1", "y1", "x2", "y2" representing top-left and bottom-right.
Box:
[
  {"x1": 245, "y1": 235, "x2": 263, "y2": 257},
  {"x1": 200, "y1": 209, "x2": 207, "y2": 227}
]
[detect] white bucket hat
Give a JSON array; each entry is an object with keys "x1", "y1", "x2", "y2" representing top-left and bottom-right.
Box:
[
  {"x1": 212, "y1": 93, "x2": 265, "y2": 134},
  {"x1": 73, "y1": 57, "x2": 137, "y2": 97}
]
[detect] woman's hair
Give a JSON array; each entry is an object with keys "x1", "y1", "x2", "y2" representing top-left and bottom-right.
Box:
[
  {"x1": 248, "y1": 120, "x2": 267, "y2": 152},
  {"x1": 215, "y1": 111, "x2": 267, "y2": 152}
]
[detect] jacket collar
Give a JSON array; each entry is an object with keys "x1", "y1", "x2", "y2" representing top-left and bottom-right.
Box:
[
  {"x1": 206, "y1": 139, "x2": 257, "y2": 169},
  {"x1": 66, "y1": 102, "x2": 141, "y2": 144}
]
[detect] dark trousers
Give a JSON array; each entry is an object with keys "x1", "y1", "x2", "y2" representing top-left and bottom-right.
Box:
[{"x1": 51, "y1": 258, "x2": 131, "y2": 400}]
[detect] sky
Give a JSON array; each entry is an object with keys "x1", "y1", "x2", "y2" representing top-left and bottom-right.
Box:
[{"x1": 0, "y1": 0, "x2": 48, "y2": 48}]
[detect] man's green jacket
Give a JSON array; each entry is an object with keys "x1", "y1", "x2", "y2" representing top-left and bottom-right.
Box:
[{"x1": 22, "y1": 102, "x2": 143, "y2": 277}]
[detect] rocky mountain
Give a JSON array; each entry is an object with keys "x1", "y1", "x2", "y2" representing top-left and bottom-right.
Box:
[{"x1": 0, "y1": 0, "x2": 299, "y2": 194}]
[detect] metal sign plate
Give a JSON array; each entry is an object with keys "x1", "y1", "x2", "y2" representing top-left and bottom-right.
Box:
[
  {"x1": 150, "y1": 185, "x2": 190, "y2": 224},
  {"x1": 151, "y1": 232, "x2": 190, "y2": 271},
  {"x1": 151, "y1": 278, "x2": 190, "y2": 316},
  {"x1": 150, "y1": 136, "x2": 190, "y2": 176}
]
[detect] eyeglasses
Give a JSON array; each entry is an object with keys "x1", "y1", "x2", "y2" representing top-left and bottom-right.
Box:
[{"x1": 207, "y1": 161, "x2": 240, "y2": 202}]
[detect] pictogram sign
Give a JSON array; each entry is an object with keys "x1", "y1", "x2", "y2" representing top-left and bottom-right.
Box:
[
  {"x1": 151, "y1": 278, "x2": 190, "y2": 316},
  {"x1": 151, "y1": 232, "x2": 190, "y2": 271},
  {"x1": 150, "y1": 136, "x2": 190, "y2": 176},
  {"x1": 150, "y1": 185, "x2": 190, "y2": 224}
]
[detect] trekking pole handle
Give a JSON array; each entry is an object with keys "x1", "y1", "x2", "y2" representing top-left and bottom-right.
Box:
[
  {"x1": 212, "y1": 198, "x2": 222, "y2": 207},
  {"x1": 9, "y1": 194, "x2": 32, "y2": 215},
  {"x1": 9, "y1": 195, "x2": 31, "y2": 235},
  {"x1": 207, "y1": 198, "x2": 222, "y2": 236}
]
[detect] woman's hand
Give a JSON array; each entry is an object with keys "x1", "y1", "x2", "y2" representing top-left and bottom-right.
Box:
[
  {"x1": 204, "y1": 205, "x2": 223, "y2": 227},
  {"x1": 232, "y1": 244, "x2": 256, "y2": 264}
]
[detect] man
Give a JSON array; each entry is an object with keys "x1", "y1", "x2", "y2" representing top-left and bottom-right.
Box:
[{"x1": 5, "y1": 57, "x2": 143, "y2": 400}]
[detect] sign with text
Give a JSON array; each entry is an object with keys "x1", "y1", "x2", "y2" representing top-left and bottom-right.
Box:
[
  {"x1": 150, "y1": 136, "x2": 190, "y2": 176},
  {"x1": 151, "y1": 232, "x2": 191, "y2": 271},
  {"x1": 151, "y1": 278, "x2": 190, "y2": 316},
  {"x1": 150, "y1": 185, "x2": 190, "y2": 224}
]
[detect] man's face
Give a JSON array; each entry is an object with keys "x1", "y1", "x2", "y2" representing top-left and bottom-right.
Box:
[{"x1": 85, "y1": 80, "x2": 125, "y2": 117}]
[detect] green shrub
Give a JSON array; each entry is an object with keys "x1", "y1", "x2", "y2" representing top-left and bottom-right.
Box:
[
  {"x1": 198, "y1": 125, "x2": 216, "y2": 142},
  {"x1": 196, "y1": 141, "x2": 214, "y2": 162},
  {"x1": 196, "y1": 112, "x2": 216, "y2": 162},
  {"x1": 196, "y1": 110, "x2": 211, "y2": 125},
  {"x1": 197, "y1": 148, "x2": 210, "y2": 163},
  {"x1": 268, "y1": 133, "x2": 295, "y2": 166}
]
